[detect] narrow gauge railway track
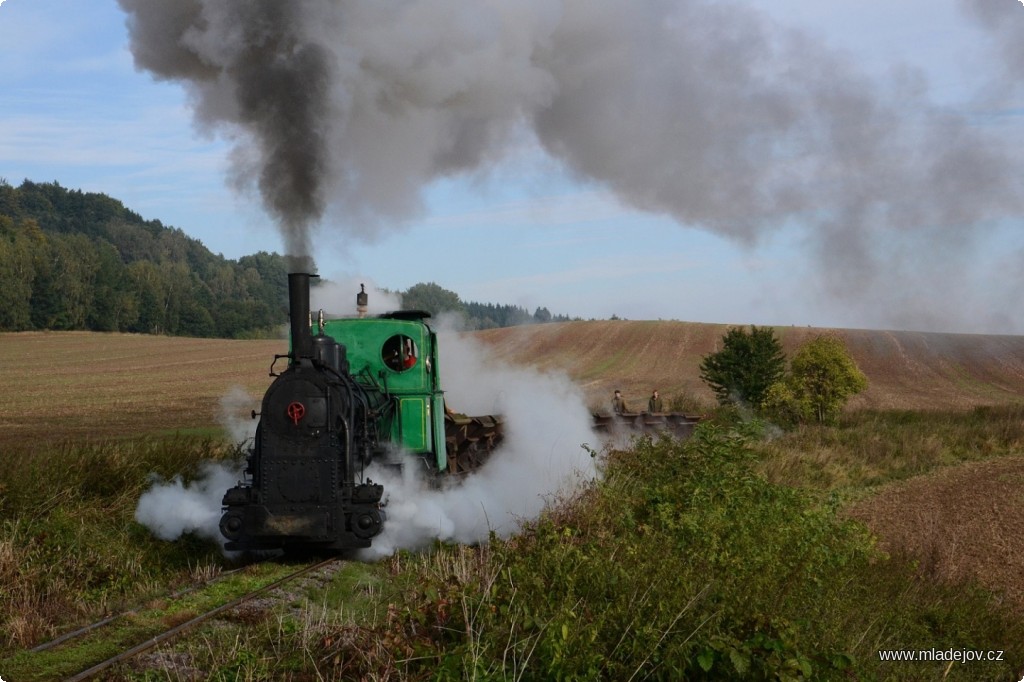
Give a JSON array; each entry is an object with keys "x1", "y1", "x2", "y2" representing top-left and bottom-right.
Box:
[
  {"x1": 64, "y1": 558, "x2": 337, "y2": 681},
  {"x1": 30, "y1": 567, "x2": 249, "y2": 654},
  {"x1": 23, "y1": 558, "x2": 337, "y2": 682}
]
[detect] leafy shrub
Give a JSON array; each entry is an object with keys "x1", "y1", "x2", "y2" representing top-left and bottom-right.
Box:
[
  {"x1": 699, "y1": 326, "x2": 786, "y2": 408},
  {"x1": 342, "y1": 423, "x2": 1023, "y2": 681},
  {"x1": 765, "y1": 335, "x2": 868, "y2": 426}
]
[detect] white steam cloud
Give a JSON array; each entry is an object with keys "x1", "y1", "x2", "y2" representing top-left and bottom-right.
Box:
[
  {"x1": 135, "y1": 387, "x2": 257, "y2": 547},
  {"x1": 136, "y1": 322, "x2": 601, "y2": 555},
  {"x1": 135, "y1": 461, "x2": 242, "y2": 545},
  {"x1": 311, "y1": 277, "x2": 404, "y2": 317},
  {"x1": 219, "y1": 385, "x2": 260, "y2": 447},
  {"x1": 361, "y1": 321, "x2": 600, "y2": 558}
]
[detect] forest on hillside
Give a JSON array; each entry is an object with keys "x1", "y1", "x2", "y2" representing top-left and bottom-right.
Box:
[
  {"x1": 0, "y1": 180, "x2": 289, "y2": 337},
  {"x1": 0, "y1": 180, "x2": 570, "y2": 337}
]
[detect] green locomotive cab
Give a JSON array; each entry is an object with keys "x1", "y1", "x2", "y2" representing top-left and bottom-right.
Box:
[
  {"x1": 222, "y1": 276, "x2": 502, "y2": 552},
  {"x1": 318, "y1": 311, "x2": 449, "y2": 473}
]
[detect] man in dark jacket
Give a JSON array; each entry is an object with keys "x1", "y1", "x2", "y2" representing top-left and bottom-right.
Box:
[
  {"x1": 648, "y1": 389, "x2": 664, "y2": 413},
  {"x1": 612, "y1": 390, "x2": 628, "y2": 415}
]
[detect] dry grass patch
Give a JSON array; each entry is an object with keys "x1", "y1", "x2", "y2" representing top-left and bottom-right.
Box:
[{"x1": 847, "y1": 455, "x2": 1024, "y2": 611}]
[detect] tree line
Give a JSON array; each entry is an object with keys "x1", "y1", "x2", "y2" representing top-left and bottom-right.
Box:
[
  {"x1": 402, "y1": 282, "x2": 573, "y2": 330},
  {"x1": 0, "y1": 180, "x2": 572, "y2": 337},
  {"x1": 0, "y1": 180, "x2": 289, "y2": 337}
]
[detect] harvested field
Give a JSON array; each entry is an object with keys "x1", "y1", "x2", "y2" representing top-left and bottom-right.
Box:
[
  {"x1": 5, "y1": 323, "x2": 1024, "y2": 610},
  {"x1": 7, "y1": 322, "x2": 1023, "y2": 448},
  {"x1": 474, "y1": 321, "x2": 1024, "y2": 411},
  {"x1": 0, "y1": 331, "x2": 283, "y2": 448},
  {"x1": 847, "y1": 456, "x2": 1024, "y2": 611},
  {"x1": 6, "y1": 323, "x2": 1024, "y2": 446}
]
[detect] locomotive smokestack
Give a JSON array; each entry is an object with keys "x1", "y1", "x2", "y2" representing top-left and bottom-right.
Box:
[{"x1": 288, "y1": 272, "x2": 317, "y2": 361}]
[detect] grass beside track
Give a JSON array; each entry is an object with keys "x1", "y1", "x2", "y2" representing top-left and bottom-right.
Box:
[
  {"x1": 0, "y1": 562, "x2": 301, "y2": 682},
  {"x1": 11, "y1": 420, "x2": 1009, "y2": 681},
  {"x1": 3, "y1": 332, "x2": 1023, "y2": 679},
  {"x1": 0, "y1": 437, "x2": 235, "y2": 650}
]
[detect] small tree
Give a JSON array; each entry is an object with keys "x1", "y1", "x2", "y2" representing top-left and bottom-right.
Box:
[
  {"x1": 766, "y1": 335, "x2": 867, "y2": 425},
  {"x1": 402, "y1": 282, "x2": 466, "y2": 317},
  {"x1": 699, "y1": 325, "x2": 786, "y2": 408}
]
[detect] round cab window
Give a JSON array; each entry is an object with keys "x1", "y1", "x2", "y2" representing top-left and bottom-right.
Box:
[{"x1": 382, "y1": 334, "x2": 418, "y2": 372}]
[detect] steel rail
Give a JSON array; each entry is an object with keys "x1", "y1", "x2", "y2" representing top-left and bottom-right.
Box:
[
  {"x1": 31, "y1": 567, "x2": 248, "y2": 653},
  {"x1": 63, "y1": 558, "x2": 337, "y2": 682}
]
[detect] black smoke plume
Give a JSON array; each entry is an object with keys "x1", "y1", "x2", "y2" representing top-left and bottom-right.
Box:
[
  {"x1": 118, "y1": 1, "x2": 332, "y2": 260},
  {"x1": 118, "y1": 0, "x2": 1024, "y2": 331}
]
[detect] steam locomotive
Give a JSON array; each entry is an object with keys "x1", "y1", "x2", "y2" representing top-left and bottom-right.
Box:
[{"x1": 219, "y1": 273, "x2": 500, "y2": 552}]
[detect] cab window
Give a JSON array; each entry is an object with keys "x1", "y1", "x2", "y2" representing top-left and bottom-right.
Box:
[{"x1": 382, "y1": 334, "x2": 418, "y2": 372}]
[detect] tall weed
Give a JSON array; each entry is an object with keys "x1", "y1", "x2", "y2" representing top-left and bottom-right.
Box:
[
  {"x1": 756, "y1": 405, "x2": 1024, "y2": 491},
  {"x1": 0, "y1": 437, "x2": 232, "y2": 648},
  {"x1": 317, "y1": 422, "x2": 1024, "y2": 680}
]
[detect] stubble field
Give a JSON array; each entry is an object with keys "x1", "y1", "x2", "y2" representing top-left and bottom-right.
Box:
[
  {"x1": 3, "y1": 323, "x2": 1024, "y2": 679},
  {"x1": 0, "y1": 331, "x2": 282, "y2": 449},
  {"x1": 475, "y1": 320, "x2": 1024, "y2": 411},
  {"x1": 6, "y1": 321, "x2": 1024, "y2": 447}
]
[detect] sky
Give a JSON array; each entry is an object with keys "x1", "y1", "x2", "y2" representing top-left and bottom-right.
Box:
[{"x1": 1, "y1": 0, "x2": 1023, "y2": 333}]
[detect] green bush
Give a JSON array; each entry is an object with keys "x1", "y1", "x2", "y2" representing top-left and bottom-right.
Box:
[
  {"x1": 765, "y1": 335, "x2": 868, "y2": 427},
  {"x1": 339, "y1": 424, "x2": 1021, "y2": 680},
  {"x1": 699, "y1": 326, "x2": 786, "y2": 408}
]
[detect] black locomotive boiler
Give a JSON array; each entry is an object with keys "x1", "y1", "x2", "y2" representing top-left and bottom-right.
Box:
[
  {"x1": 219, "y1": 273, "x2": 503, "y2": 552},
  {"x1": 219, "y1": 273, "x2": 385, "y2": 551}
]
